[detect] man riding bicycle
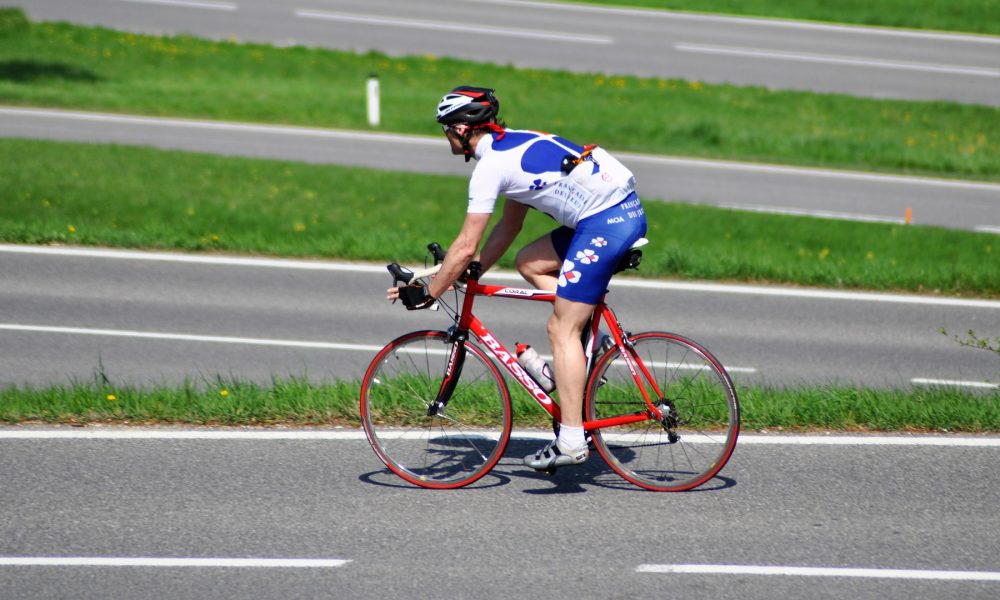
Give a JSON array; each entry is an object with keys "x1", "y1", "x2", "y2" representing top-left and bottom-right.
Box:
[{"x1": 387, "y1": 85, "x2": 647, "y2": 471}]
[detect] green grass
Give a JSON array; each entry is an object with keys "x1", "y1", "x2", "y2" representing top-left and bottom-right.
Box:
[
  {"x1": 565, "y1": 0, "x2": 1000, "y2": 35},
  {"x1": 2, "y1": 138, "x2": 998, "y2": 297},
  {"x1": 2, "y1": 376, "x2": 997, "y2": 432},
  {"x1": 2, "y1": 9, "x2": 999, "y2": 181}
]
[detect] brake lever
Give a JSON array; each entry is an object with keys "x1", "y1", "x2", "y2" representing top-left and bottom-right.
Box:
[
  {"x1": 427, "y1": 242, "x2": 447, "y2": 265},
  {"x1": 387, "y1": 263, "x2": 414, "y2": 286},
  {"x1": 386, "y1": 263, "x2": 415, "y2": 304}
]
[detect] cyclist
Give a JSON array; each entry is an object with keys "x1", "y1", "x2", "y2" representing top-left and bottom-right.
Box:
[{"x1": 388, "y1": 85, "x2": 647, "y2": 471}]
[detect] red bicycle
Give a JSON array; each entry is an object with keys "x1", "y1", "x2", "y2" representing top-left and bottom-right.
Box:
[{"x1": 360, "y1": 241, "x2": 740, "y2": 491}]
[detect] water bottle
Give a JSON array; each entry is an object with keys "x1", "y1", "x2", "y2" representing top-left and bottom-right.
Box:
[{"x1": 515, "y1": 343, "x2": 556, "y2": 393}]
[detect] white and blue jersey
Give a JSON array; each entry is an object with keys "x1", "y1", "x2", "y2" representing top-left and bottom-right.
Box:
[
  {"x1": 469, "y1": 130, "x2": 636, "y2": 227},
  {"x1": 470, "y1": 129, "x2": 647, "y2": 304}
]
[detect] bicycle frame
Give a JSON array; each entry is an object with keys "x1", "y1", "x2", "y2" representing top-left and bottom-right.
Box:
[{"x1": 440, "y1": 270, "x2": 667, "y2": 432}]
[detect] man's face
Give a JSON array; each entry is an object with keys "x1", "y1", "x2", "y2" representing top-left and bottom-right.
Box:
[{"x1": 443, "y1": 123, "x2": 470, "y2": 155}]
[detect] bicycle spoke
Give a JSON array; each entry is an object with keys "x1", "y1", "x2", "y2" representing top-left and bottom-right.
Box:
[
  {"x1": 361, "y1": 331, "x2": 512, "y2": 489},
  {"x1": 588, "y1": 332, "x2": 739, "y2": 491}
]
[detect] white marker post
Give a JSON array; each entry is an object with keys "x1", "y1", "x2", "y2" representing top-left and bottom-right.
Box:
[{"x1": 366, "y1": 73, "x2": 380, "y2": 127}]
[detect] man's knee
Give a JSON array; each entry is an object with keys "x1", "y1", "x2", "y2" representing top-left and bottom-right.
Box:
[
  {"x1": 547, "y1": 307, "x2": 587, "y2": 341},
  {"x1": 514, "y1": 246, "x2": 534, "y2": 277}
]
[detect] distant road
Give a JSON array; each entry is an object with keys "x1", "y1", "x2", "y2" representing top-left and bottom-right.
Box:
[
  {"x1": 3, "y1": 106, "x2": 998, "y2": 232},
  {"x1": 14, "y1": 0, "x2": 1000, "y2": 105}
]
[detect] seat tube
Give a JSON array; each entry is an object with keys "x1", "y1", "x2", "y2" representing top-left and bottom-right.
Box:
[{"x1": 596, "y1": 303, "x2": 663, "y2": 416}]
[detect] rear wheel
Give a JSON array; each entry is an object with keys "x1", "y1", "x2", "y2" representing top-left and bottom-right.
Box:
[
  {"x1": 360, "y1": 330, "x2": 512, "y2": 489},
  {"x1": 586, "y1": 332, "x2": 739, "y2": 491}
]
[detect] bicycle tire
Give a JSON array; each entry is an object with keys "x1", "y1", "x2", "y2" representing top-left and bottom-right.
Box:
[
  {"x1": 360, "y1": 330, "x2": 512, "y2": 489},
  {"x1": 586, "y1": 332, "x2": 740, "y2": 492}
]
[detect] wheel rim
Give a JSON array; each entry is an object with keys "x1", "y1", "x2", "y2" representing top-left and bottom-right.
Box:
[
  {"x1": 588, "y1": 332, "x2": 739, "y2": 491},
  {"x1": 361, "y1": 332, "x2": 511, "y2": 488}
]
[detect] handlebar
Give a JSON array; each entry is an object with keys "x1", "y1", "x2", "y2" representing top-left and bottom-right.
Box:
[
  {"x1": 386, "y1": 261, "x2": 443, "y2": 287},
  {"x1": 385, "y1": 241, "x2": 481, "y2": 289}
]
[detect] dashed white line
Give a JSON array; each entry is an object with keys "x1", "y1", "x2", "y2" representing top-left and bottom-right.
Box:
[
  {"x1": 116, "y1": 0, "x2": 237, "y2": 11},
  {"x1": 912, "y1": 378, "x2": 999, "y2": 390},
  {"x1": 636, "y1": 564, "x2": 1000, "y2": 581},
  {"x1": 293, "y1": 9, "x2": 613, "y2": 45},
  {"x1": 675, "y1": 43, "x2": 1000, "y2": 77},
  {"x1": 0, "y1": 557, "x2": 349, "y2": 568},
  {"x1": 467, "y1": 0, "x2": 1000, "y2": 44}
]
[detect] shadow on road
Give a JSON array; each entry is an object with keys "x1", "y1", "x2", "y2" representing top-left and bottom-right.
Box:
[{"x1": 358, "y1": 437, "x2": 737, "y2": 494}]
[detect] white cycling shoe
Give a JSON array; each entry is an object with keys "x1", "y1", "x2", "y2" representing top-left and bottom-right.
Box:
[{"x1": 524, "y1": 439, "x2": 589, "y2": 471}]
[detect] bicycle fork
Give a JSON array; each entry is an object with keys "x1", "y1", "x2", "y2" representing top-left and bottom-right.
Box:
[{"x1": 426, "y1": 330, "x2": 467, "y2": 417}]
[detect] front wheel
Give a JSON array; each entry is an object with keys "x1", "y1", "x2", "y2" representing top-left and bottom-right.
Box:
[
  {"x1": 586, "y1": 332, "x2": 740, "y2": 492},
  {"x1": 360, "y1": 330, "x2": 512, "y2": 489}
]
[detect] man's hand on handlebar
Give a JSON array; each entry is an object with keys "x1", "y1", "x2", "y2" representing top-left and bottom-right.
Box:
[{"x1": 390, "y1": 282, "x2": 437, "y2": 311}]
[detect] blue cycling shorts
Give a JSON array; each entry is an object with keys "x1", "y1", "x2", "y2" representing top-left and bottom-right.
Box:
[{"x1": 550, "y1": 193, "x2": 647, "y2": 305}]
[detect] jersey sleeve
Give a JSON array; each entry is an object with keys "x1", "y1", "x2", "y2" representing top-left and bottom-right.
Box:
[{"x1": 467, "y1": 161, "x2": 503, "y2": 214}]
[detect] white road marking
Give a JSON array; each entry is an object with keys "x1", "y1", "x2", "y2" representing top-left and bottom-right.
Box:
[
  {"x1": 719, "y1": 203, "x2": 904, "y2": 225},
  {"x1": 616, "y1": 151, "x2": 1000, "y2": 193},
  {"x1": 0, "y1": 323, "x2": 384, "y2": 353},
  {"x1": 293, "y1": 9, "x2": 613, "y2": 44},
  {"x1": 912, "y1": 378, "x2": 999, "y2": 390},
  {"x1": 636, "y1": 563, "x2": 1000, "y2": 581},
  {"x1": 975, "y1": 225, "x2": 1000, "y2": 235},
  {"x1": 116, "y1": 0, "x2": 237, "y2": 11},
  {"x1": 5, "y1": 106, "x2": 999, "y2": 193},
  {"x1": 0, "y1": 557, "x2": 349, "y2": 568},
  {"x1": 675, "y1": 42, "x2": 1000, "y2": 77},
  {"x1": 0, "y1": 106, "x2": 443, "y2": 147},
  {"x1": 732, "y1": 435, "x2": 1000, "y2": 447},
  {"x1": 1, "y1": 430, "x2": 998, "y2": 446},
  {"x1": 467, "y1": 0, "x2": 1000, "y2": 44},
  {"x1": 0, "y1": 323, "x2": 759, "y2": 374},
  {"x1": 3, "y1": 244, "x2": 999, "y2": 310}
]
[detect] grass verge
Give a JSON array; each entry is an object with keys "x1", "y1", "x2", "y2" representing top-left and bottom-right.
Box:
[
  {"x1": 566, "y1": 0, "x2": 1000, "y2": 35},
  {"x1": 2, "y1": 138, "x2": 998, "y2": 297},
  {"x1": 2, "y1": 377, "x2": 997, "y2": 432},
  {"x1": 1, "y1": 9, "x2": 998, "y2": 180}
]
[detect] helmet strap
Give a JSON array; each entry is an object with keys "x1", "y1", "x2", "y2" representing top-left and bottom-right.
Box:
[
  {"x1": 459, "y1": 123, "x2": 506, "y2": 162},
  {"x1": 459, "y1": 128, "x2": 474, "y2": 162}
]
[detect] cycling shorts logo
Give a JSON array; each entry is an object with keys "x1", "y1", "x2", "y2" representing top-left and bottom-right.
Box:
[
  {"x1": 591, "y1": 237, "x2": 608, "y2": 248},
  {"x1": 575, "y1": 248, "x2": 599, "y2": 265},
  {"x1": 558, "y1": 259, "x2": 582, "y2": 287}
]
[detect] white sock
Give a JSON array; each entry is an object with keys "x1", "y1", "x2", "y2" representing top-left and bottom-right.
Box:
[{"x1": 558, "y1": 425, "x2": 586, "y2": 450}]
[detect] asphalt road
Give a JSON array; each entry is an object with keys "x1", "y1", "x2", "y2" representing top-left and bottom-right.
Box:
[
  {"x1": 1, "y1": 430, "x2": 999, "y2": 599},
  {"x1": 3, "y1": 106, "x2": 999, "y2": 233},
  {"x1": 3, "y1": 245, "x2": 998, "y2": 391},
  {"x1": 14, "y1": 0, "x2": 1000, "y2": 105}
]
